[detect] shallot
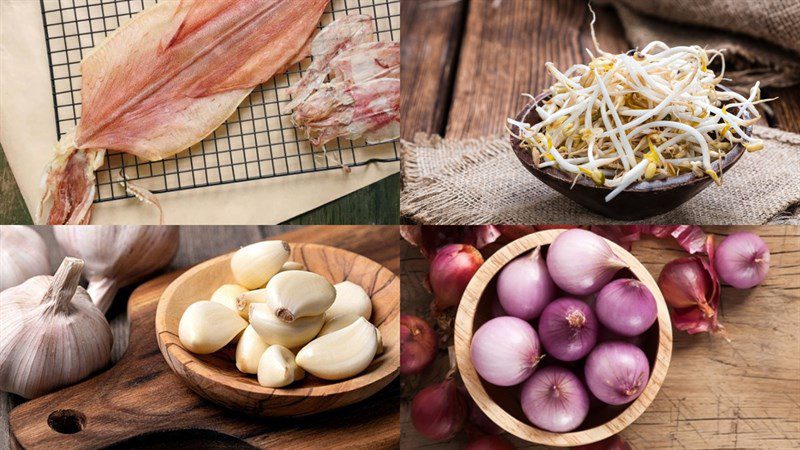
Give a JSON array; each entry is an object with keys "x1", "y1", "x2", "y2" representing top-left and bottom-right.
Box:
[
  {"x1": 520, "y1": 366, "x2": 589, "y2": 432},
  {"x1": 658, "y1": 253, "x2": 723, "y2": 334},
  {"x1": 546, "y1": 229, "x2": 626, "y2": 295},
  {"x1": 496, "y1": 247, "x2": 556, "y2": 320},
  {"x1": 411, "y1": 376, "x2": 468, "y2": 441},
  {"x1": 714, "y1": 232, "x2": 770, "y2": 289},
  {"x1": 428, "y1": 244, "x2": 483, "y2": 311},
  {"x1": 595, "y1": 279, "x2": 657, "y2": 337},
  {"x1": 471, "y1": 317, "x2": 541, "y2": 386},
  {"x1": 585, "y1": 342, "x2": 650, "y2": 405},
  {"x1": 400, "y1": 314, "x2": 437, "y2": 375},
  {"x1": 538, "y1": 298, "x2": 598, "y2": 362}
]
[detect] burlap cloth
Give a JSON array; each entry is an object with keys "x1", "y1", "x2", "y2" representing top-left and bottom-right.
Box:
[
  {"x1": 400, "y1": 126, "x2": 800, "y2": 224},
  {"x1": 597, "y1": 0, "x2": 800, "y2": 90}
]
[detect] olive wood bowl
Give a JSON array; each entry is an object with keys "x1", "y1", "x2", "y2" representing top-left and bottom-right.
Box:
[
  {"x1": 509, "y1": 91, "x2": 749, "y2": 220},
  {"x1": 155, "y1": 242, "x2": 399, "y2": 417},
  {"x1": 454, "y1": 229, "x2": 672, "y2": 447}
]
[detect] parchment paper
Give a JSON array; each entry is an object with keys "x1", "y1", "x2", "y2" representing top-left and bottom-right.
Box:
[{"x1": 0, "y1": 0, "x2": 399, "y2": 224}]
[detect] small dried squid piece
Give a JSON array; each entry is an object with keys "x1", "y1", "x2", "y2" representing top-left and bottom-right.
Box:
[{"x1": 328, "y1": 41, "x2": 400, "y2": 84}]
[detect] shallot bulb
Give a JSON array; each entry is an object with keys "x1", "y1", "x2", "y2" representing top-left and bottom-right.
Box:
[
  {"x1": 410, "y1": 376, "x2": 468, "y2": 441},
  {"x1": 546, "y1": 229, "x2": 627, "y2": 295},
  {"x1": 658, "y1": 255, "x2": 723, "y2": 334},
  {"x1": 714, "y1": 232, "x2": 770, "y2": 289},
  {"x1": 496, "y1": 247, "x2": 556, "y2": 320},
  {"x1": 428, "y1": 244, "x2": 483, "y2": 311},
  {"x1": 585, "y1": 342, "x2": 650, "y2": 405},
  {"x1": 400, "y1": 314, "x2": 437, "y2": 375},
  {"x1": 538, "y1": 298, "x2": 598, "y2": 362},
  {"x1": 520, "y1": 366, "x2": 589, "y2": 432},
  {"x1": 595, "y1": 279, "x2": 657, "y2": 337},
  {"x1": 471, "y1": 317, "x2": 541, "y2": 386}
]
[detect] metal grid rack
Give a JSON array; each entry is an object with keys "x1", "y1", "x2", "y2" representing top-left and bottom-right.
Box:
[{"x1": 40, "y1": 0, "x2": 400, "y2": 203}]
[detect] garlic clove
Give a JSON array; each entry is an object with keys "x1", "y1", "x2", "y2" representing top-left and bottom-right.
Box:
[
  {"x1": 249, "y1": 303, "x2": 324, "y2": 349},
  {"x1": 235, "y1": 325, "x2": 269, "y2": 374},
  {"x1": 235, "y1": 288, "x2": 269, "y2": 320},
  {"x1": 257, "y1": 345, "x2": 305, "y2": 388},
  {"x1": 295, "y1": 317, "x2": 378, "y2": 381},
  {"x1": 325, "y1": 281, "x2": 373, "y2": 321},
  {"x1": 211, "y1": 284, "x2": 249, "y2": 315},
  {"x1": 375, "y1": 327, "x2": 384, "y2": 355},
  {"x1": 266, "y1": 271, "x2": 336, "y2": 322},
  {"x1": 231, "y1": 240, "x2": 290, "y2": 290},
  {"x1": 318, "y1": 313, "x2": 360, "y2": 337},
  {"x1": 179, "y1": 301, "x2": 248, "y2": 354},
  {"x1": 280, "y1": 261, "x2": 306, "y2": 272}
]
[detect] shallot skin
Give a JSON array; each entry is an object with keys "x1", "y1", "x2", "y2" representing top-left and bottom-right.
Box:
[
  {"x1": 714, "y1": 232, "x2": 770, "y2": 289},
  {"x1": 546, "y1": 229, "x2": 626, "y2": 296},
  {"x1": 470, "y1": 317, "x2": 541, "y2": 387},
  {"x1": 496, "y1": 247, "x2": 557, "y2": 320},
  {"x1": 585, "y1": 342, "x2": 650, "y2": 405},
  {"x1": 595, "y1": 279, "x2": 657, "y2": 337},
  {"x1": 538, "y1": 297, "x2": 598, "y2": 362},
  {"x1": 520, "y1": 366, "x2": 589, "y2": 432}
]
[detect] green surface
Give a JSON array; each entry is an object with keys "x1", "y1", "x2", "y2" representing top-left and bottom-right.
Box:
[{"x1": 0, "y1": 146, "x2": 399, "y2": 225}]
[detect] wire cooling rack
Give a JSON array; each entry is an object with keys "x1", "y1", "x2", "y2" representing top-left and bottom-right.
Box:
[{"x1": 40, "y1": 0, "x2": 400, "y2": 203}]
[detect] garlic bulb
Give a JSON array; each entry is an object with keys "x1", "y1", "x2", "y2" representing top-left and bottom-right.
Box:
[
  {"x1": 280, "y1": 261, "x2": 306, "y2": 272},
  {"x1": 326, "y1": 281, "x2": 372, "y2": 320},
  {"x1": 235, "y1": 325, "x2": 269, "y2": 374},
  {"x1": 318, "y1": 313, "x2": 360, "y2": 337},
  {"x1": 0, "y1": 257, "x2": 112, "y2": 398},
  {"x1": 178, "y1": 301, "x2": 248, "y2": 354},
  {"x1": 231, "y1": 240, "x2": 290, "y2": 289},
  {"x1": 211, "y1": 284, "x2": 248, "y2": 315},
  {"x1": 265, "y1": 271, "x2": 336, "y2": 322},
  {"x1": 249, "y1": 303, "x2": 324, "y2": 348},
  {"x1": 257, "y1": 345, "x2": 304, "y2": 388},
  {"x1": 53, "y1": 226, "x2": 179, "y2": 313},
  {"x1": 0, "y1": 226, "x2": 50, "y2": 291},
  {"x1": 296, "y1": 317, "x2": 378, "y2": 380}
]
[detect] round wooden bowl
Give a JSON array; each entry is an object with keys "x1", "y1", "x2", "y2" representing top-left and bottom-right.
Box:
[
  {"x1": 454, "y1": 229, "x2": 672, "y2": 447},
  {"x1": 155, "y1": 242, "x2": 399, "y2": 417},
  {"x1": 509, "y1": 90, "x2": 750, "y2": 220}
]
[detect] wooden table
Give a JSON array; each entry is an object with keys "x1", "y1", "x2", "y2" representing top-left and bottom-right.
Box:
[
  {"x1": 0, "y1": 146, "x2": 400, "y2": 225},
  {"x1": 1, "y1": 225, "x2": 400, "y2": 449},
  {"x1": 400, "y1": 226, "x2": 800, "y2": 449}
]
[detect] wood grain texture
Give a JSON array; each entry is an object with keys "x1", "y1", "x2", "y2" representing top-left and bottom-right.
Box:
[
  {"x1": 156, "y1": 243, "x2": 399, "y2": 417},
  {"x1": 766, "y1": 85, "x2": 800, "y2": 134},
  {"x1": 401, "y1": 226, "x2": 800, "y2": 449},
  {"x1": 7, "y1": 225, "x2": 401, "y2": 450}
]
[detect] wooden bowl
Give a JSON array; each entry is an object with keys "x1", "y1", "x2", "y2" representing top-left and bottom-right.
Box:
[
  {"x1": 509, "y1": 91, "x2": 749, "y2": 220},
  {"x1": 155, "y1": 242, "x2": 399, "y2": 417},
  {"x1": 454, "y1": 229, "x2": 672, "y2": 447}
]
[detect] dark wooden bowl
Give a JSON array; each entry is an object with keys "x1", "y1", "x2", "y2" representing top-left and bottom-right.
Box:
[{"x1": 509, "y1": 91, "x2": 749, "y2": 220}]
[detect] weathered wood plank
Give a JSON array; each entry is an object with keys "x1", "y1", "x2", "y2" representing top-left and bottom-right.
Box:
[
  {"x1": 766, "y1": 85, "x2": 800, "y2": 134},
  {"x1": 400, "y1": 0, "x2": 467, "y2": 139},
  {"x1": 400, "y1": 226, "x2": 800, "y2": 449}
]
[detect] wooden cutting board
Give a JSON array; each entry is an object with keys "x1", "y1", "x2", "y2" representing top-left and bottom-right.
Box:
[{"x1": 9, "y1": 226, "x2": 400, "y2": 449}]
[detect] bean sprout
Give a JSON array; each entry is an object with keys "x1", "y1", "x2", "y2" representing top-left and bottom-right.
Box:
[{"x1": 508, "y1": 11, "x2": 774, "y2": 202}]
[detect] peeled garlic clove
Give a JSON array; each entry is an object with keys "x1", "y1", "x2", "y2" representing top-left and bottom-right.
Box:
[
  {"x1": 318, "y1": 313, "x2": 360, "y2": 337},
  {"x1": 325, "y1": 281, "x2": 372, "y2": 321},
  {"x1": 280, "y1": 261, "x2": 306, "y2": 272},
  {"x1": 296, "y1": 317, "x2": 378, "y2": 380},
  {"x1": 211, "y1": 284, "x2": 249, "y2": 314},
  {"x1": 231, "y1": 241, "x2": 290, "y2": 290},
  {"x1": 235, "y1": 325, "x2": 269, "y2": 374},
  {"x1": 257, "y1": 345, "x2": 305, "y2": 388},
  {"x1": 375, "y1": 328, "x2": 384, "y2": 355},
  {"x1": 249, "y1": 303, "x2": 324, "y2": 349},
  {"x1": 266, "y1": 271, "x2": 336, "y2": 322},
  {"x1": 179, "y1": 301, "x2": 248, "y2": 354},
  {"x1": 236, "y1": 288, "x2": 269, "y2": 320}
]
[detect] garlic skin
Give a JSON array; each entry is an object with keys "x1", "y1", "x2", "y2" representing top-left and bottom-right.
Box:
[
  {"x1": 249, "y1": 303, "x2": 324, "y2": 349},
  {"x1": 0, "y1": 257, "x2": 112, "y2": 399},
  {"x1": 53, "y1": 226, "x2": 179, "y2": 313},
  {"x1": 325, "y1": 281, "x2": 372, "y2": 320},
  {"x1": 235, "y1": 325, "x2": 269, "y2": 374},
  {"x1": 296, "y1": 317, "x2": 378, "y2": 381},
  {"x1": 231, "y1": 241, "x2": 290, "y2": 289},
  {"x1": 280, "y1": 261, "x2": 306, "y2": 272},
  {"x1": 266, "y1": 271, "x2": 336, "y2": 322},
  {"x1": 0, "y1": 226, "x2": 50, "y2": 291},
  {"x1": 257, "y1": 345, "x2": 305, "y2": 388},
  {"x1": 318, "y1": 313, "x2": 360, "y2": 337},
  {"x1": 211, "y1": 284, "x2": 249, "y2": 315},
  {"x1": 179, "y1": 301, "x2": 248, "y2": 354}
]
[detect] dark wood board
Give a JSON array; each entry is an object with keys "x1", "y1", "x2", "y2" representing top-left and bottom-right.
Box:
[{"x1": 8, "y1": 225, "x2": 401, "y2": 450}]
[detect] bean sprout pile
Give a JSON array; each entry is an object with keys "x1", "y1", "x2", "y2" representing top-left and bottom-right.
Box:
[{"x1": 508, "y1": 24, "x2": 772, "y2": 202}]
